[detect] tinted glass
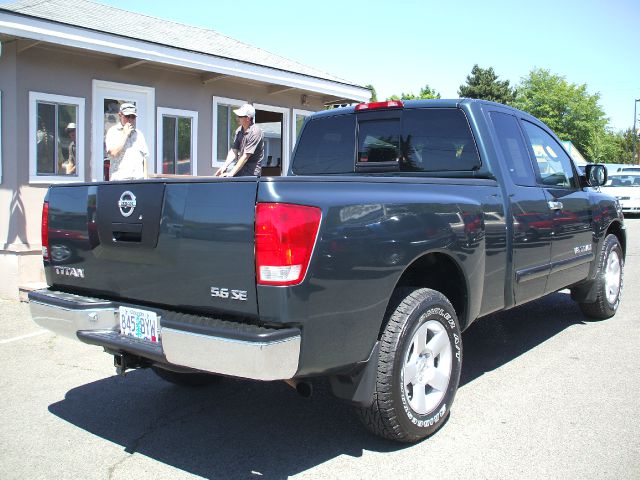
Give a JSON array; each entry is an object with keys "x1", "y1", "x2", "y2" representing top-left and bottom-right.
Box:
[
  {"x1": 36, "y1": 101, "x2": 78, "y2": 176},
  {"x1": 522, "y1": 121, "x2": 577, "y2": 188},
  {"x1": 490, "y1": 112, "x2": 535, "y2": 186},
  {"x1": 402, "y1": 109, "x2": 480, "y2": 172},
  {"x1": 177, "y1": 117, "x2": 192, "y2": 175},
  {"x1": 357, "y1": 118, "x2": 401, "y2": 164},
  {"x1": 292, "y1": 115, "x2": 356, "y2": 174}
]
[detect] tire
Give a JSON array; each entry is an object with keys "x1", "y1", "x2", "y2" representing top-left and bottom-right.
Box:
[
  {"x1": 579, "y1": 234, "x2": 624, "y2": 319},
  {"x1": 151, "y1": 366, "x2": 220, "y2": 387},
  {"x1": 358, "y1": 288, "x2": 462, "y2": 442}
]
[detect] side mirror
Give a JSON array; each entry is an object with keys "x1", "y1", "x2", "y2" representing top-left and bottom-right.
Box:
[{"x1": 585, "y1": 164, "x2": 607, "y2": 187}]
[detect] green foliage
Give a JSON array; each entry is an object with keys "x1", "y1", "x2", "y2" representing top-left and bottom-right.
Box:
[
  {"x1": 458, "y1": 64, "x2": 516, "y2": 104},
  {"x1": 512, "y1": 69, "x2": 608, "y2": 160},
  {"x1": 387, "y1": 84, "x2": 441, "y2": 101},
  {"x1": 365, "y1": 84, "x2": 378, "y2": 102}
]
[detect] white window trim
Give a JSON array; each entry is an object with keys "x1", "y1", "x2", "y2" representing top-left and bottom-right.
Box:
[
  {"x1": 92, "y1": 80, "x2": 155, "y2": 182},
  {"x1": 156, "y1": 107, "x2": 198, "y2": 175},
  {"x1": 29, "y1": 91, "x2": 85, "y2": 184},
  {"x1": 212, "y1": 96, "x2": 244, "y2": 168},
  {"x1": 291, "y1": 108, "x2": 314, "y2": 149},
  {"x1": 254, "y1": 102, "x2": 290, "y2": 175}
]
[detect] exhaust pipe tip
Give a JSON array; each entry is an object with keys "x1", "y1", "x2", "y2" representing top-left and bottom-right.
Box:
[{"x1": 284, "y1": 379, "x2": 313, "y2": 398}]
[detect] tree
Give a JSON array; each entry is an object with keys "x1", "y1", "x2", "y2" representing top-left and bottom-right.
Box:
[
  {"x1": 458, "y1": 64, "x2": 516, "y2": 104},
  {"x1": 388, "y1": 84, "x2": 441, "y2": 101},
  {"x1": 365, "y1": 84, "x2": 378, "y2": 102},
  {"x1": 512, "y1": 68, "x2": 607, "y2": 159}
]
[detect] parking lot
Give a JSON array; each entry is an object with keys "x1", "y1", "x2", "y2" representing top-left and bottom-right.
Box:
[{"x1": 1, "y1": 219, "x2": 639, "y2": 480}]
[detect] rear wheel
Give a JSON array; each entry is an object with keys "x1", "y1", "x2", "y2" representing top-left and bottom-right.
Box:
[
  {"x1": 358, "y1": 288, "x2": 462, "y2": 442},
  {"x1": 579, "y1": 234, "x2": 624, "y2": 319},
  {"x1": 151, "y1": 366, "x2": 220, "y2": 387}
]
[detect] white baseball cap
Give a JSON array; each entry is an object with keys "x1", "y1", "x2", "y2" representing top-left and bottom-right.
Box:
[
  {"x1": 120, "y1": 102, "x2": 138, "y2": 116},
  {"x1": 233, "y1": 104, "x2": 255, "y2": 118},
  {"x1": 66, "y1": 122, "x2": 76, "y2": 130}
]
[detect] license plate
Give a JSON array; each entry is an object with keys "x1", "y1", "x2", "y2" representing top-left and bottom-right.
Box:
[{"x1": 119, "y1": 306, "x2": 159, "y2": 343}]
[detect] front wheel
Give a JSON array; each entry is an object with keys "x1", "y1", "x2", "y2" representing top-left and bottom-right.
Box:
[
  {"x1": 358, "y1": 288, "x2": 462, "y2": 442},
  {"x1": 579, "y1": 234, "x2": 624, "y2": 319}
]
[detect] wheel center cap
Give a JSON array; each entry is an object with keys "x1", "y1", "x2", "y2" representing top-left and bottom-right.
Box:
[{"x1": 416, "y1": 353, "x2": 433, "y2": 383}]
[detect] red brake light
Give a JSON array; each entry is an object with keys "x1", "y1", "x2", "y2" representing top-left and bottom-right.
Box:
[
  {"x1": 355, "y1": 100, "x2": 404, "y2": 112},
  {"x1": 41, "y1": 201, "x2": 50, "y2": 262},
  {"x1": 255, "y1": 203, "x2": 322, "y2": 286}
]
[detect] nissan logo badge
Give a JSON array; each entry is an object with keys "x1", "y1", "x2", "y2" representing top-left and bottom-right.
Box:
[{"x1": 118, "y1": 191, "x2": 137, "y2": 217}]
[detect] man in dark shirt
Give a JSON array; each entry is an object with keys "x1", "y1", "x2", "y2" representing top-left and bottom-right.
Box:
[{"x1": 215, "y1": 103, "x2": 265, "y2": 177}]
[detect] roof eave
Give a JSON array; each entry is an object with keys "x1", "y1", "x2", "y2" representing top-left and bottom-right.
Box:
[{"x1": 0, "y1": 11, "x2": 370, "y2": 102}]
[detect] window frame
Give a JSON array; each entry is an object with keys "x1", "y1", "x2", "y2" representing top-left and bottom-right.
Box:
[
  {"x1": 29, "y1": 91, "x2": 85, "y2": 184},
  {"x1": 156, "y1": 107, "x2": 198, "y2": 176}
]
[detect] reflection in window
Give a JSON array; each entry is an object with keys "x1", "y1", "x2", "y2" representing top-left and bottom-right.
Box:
[
  {"x1": 522, "y1": 121, "x2": 576, "y2": 188},
  {"x1": 35, "y1": 101, "x2": 77, "y2": 176},
  {"x1": 162, "y1": 115, "x2": 192, "y2": 175}
]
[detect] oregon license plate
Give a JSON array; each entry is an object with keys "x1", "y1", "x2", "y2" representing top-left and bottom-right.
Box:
[{"x1": 119, "y1": 306, "x2": 159, "y2": 343}]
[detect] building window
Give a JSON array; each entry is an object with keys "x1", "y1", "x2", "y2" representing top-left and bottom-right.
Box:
[
  {"x1": 213, "y1": 97, "x2": 243, "y2": 165},
  {"x1": 292, "y1": 109, "x2": 313, "y2": 148},
  {"x1": 156, "y1": 107, "x2": 198, "y2": 175},
  {"x1": 29, "y1": 92, "x2": 84, "y2": 184}
]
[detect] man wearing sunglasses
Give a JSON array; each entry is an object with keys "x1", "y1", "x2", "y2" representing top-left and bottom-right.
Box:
[
  {"x1": 105, "y1": 102, "x2": 149, "y2": 180},
  {"x1": 215, "y1": 103, "x2": 264, "y2": 177}
]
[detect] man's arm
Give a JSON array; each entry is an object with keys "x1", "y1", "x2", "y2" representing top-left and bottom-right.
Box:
[
  {"x1": 215, "y1": 148, "x2": 238, "y2": 176},
  {"x1": 225, "y1": 152, "x2": 251, "y2": 177},
  {"x1": 106, "y1": 124, "x2": 133, "y2": 157}
]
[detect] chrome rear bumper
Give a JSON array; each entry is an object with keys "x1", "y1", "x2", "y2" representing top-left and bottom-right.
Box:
[{"x1": 28, "y1": 289, "x2": 301, "y2": 381}]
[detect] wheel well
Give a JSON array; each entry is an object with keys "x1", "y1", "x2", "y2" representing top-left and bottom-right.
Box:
[
  {"x1": 607, "y1": 221, "x2": 626, "y2": 257},
  {"x1": 382, "y1": 253, "x2": 469, "y2": 334}
]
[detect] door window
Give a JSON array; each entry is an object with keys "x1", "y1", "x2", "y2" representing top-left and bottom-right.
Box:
[
  {"x1": 489, "y1": 112, "x2": 536, "y2": 186},
  {"x1": 521, "y1": 121, "x2": 577, "y2": 188}
]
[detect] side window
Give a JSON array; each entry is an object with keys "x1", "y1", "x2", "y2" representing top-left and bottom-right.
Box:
[
  {"x1": 402, "y1": 108, "x2": 480, "y2": 172},
  {"x1": 292, "y1": 114, "x2": 356, "y2": 174},
  {"x1": 521, "y1": 121, "x2": 577, "y2": 188},
  {"x1": 489, "y1": 112, "x2": 536, "y2": 186}
]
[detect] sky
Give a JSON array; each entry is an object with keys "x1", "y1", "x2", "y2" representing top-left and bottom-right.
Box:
[{"x1": 89, "y1": 0, "x2": 639, "y2": 131}]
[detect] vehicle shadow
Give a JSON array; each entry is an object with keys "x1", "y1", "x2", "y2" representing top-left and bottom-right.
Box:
[
  {"x1": 460, "y1": 290, "x2": 585, "y2": 386},
  {"x1": 48, "y1": 291, "x2": 586, "y2": 479}
]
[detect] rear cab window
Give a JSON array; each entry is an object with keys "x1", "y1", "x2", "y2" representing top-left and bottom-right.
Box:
[{"x1": 292, "y1": 107, "x2": 481, "y2": 176}]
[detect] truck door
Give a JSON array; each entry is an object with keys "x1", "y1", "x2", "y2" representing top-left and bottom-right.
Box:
[
  {"x1": 489, "y1": 112, "x2": 553, "y2": 305},
  {"x1": 520, "y1": 120, "x2": 594, "y2": 293}
]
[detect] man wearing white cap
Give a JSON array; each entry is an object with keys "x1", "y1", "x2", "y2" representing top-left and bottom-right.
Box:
[
  {"x1": 105, "y1": 102, "x2": 149, "y2": 180},
  {"x1": 215, "y1": 103, "x2": 264, "y2": 177}
]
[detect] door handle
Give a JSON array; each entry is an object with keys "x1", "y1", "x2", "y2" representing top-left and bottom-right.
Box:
[{"x1": 548, "y1": 201, "x2": 563, "y2": 211}]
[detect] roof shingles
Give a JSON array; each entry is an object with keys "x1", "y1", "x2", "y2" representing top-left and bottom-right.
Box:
[{"x1": 1, "y1": 0, "x2": 355, "y2": 85}]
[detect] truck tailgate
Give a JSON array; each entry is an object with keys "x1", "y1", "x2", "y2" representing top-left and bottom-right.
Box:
[{"x1": 45, "y1": 179, "x2": 259, "y2": 317}]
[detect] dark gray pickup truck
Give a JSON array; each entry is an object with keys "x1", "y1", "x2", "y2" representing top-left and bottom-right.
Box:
[{"x1": 30, "y1": 99, "x2": 625, "y2": 442}]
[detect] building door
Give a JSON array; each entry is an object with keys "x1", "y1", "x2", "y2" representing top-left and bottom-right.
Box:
[{"x1": 91, "y1": 80, "x2": 155, "y2": 181}]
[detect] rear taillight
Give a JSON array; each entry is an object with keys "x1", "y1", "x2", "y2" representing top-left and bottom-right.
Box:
[
  {"x1": 41, "y1": 201, "x2": 50, "y2": 262},
  {"x1": 354, "y1": 100, "x2": 404, "y2": 111},
  {"x1": 255, "y1": 203, "x2": 322, "y2": 286}
]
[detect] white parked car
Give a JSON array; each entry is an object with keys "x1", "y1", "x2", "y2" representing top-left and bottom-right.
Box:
[{"x1": 600, "y1": 173, "x2": 640, "y2": 214}]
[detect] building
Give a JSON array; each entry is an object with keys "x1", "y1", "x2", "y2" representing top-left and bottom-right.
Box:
[{"x1": 0, "y1": 0, "x2": 369, "y2": 300}]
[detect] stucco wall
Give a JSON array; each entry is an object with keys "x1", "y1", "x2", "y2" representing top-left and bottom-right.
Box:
[{"x1": 0, "y1": 41, "x2": 325, "y2": 299}]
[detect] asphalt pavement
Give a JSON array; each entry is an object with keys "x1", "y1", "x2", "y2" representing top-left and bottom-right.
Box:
[{"x1": 1, "y1": 219, "x2": 639, "y2": 480}]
